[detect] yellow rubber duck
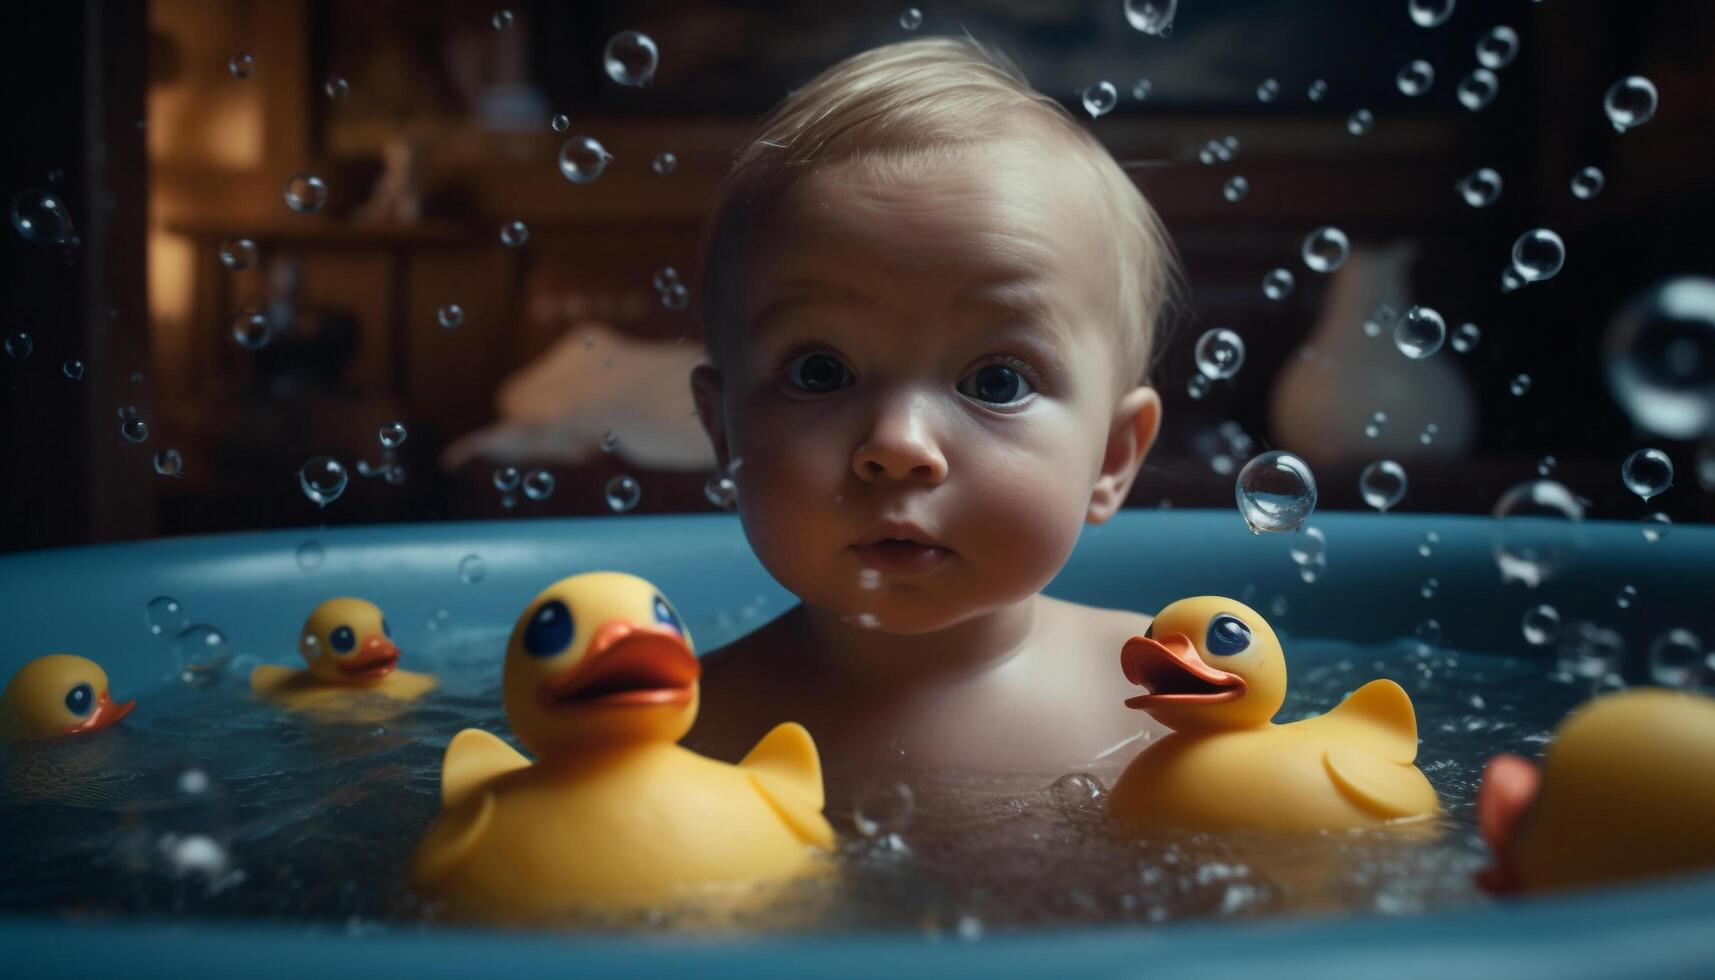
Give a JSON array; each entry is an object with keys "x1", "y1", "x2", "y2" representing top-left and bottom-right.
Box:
[
  {"x1": 1477, "y1": 687, "x2": 1715, "y2": 895},
  {"x1": 250, "y1": 598, "x2": 436, "y2": 714},
  {"x1": 2, "y1": 654, "x2": 135, "y2": 742},
  {"x1": 409, "y1": 571, "x2": 834, "y2": 922},
  {"x1": 1108, "y1": 596, "x2": 1440, "y2": 831}
]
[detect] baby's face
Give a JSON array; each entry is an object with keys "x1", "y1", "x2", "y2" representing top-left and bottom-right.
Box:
[{"x1": 699, "y1": 139, "x2": 1154, "y2": 634}]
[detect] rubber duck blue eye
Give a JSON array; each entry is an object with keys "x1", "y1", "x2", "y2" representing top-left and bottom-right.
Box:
[
  {"x1": 330, "y1": 626, "x2": 356, "y2": 654},
  {"x1": 524, "y1": 600, "x2": 574, "y2": 657},
  {"x1": 653, "y1": 595, "x2": 682, "y2": 635},
  {"x1": 1206, "y1": 614, "x2": 1251, "y2": 655},
  {"x1": 65, "y1": 683, "x2": 93, "y2": 716}
]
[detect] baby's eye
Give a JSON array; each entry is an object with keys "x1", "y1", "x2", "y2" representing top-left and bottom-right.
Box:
[
  {"x1": 958, "y1": 363, "x2": 1034, "y2": 406},
  {"x1": 783, "y1": 350, "x2": 852, "y2": 394}
]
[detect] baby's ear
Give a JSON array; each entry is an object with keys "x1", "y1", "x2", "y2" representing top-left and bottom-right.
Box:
[
  {"x1": 690, "y1": 364, "x2": 731, "y2": 471},
  {"x1": 1087, "y1": 386, "x2": 1162, "y2": 524}
]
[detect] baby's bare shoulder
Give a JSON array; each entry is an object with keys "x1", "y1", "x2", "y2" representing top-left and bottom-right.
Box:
[{"x1": 1042, "y1": 594, "x2": 1153, "y2": 647}]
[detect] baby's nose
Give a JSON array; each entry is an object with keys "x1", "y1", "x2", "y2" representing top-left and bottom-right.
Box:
[{"x1": 851, "y1": 393, "x2": 948, "y2": 484}]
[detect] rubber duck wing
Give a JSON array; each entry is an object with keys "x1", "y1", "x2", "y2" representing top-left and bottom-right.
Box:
[
  {"x1": 739, "y1": 722, "x2": 834, "y2": 849},
  {"x1": 382, "y1": 669, "x2": 438, "y2": 701},
  {"x1": 249, "y1": 664, "x2": 305, "y2": 698},
  {"x1": 410, "y1": 789, "x2": 495, "y2": 888},
  {"x1": 1325, "y1": 744, "x2": 1441, "y2": 819},
  {"x1": 1308, "y1": 678, "x2": 1420, "y2": 764},
  {"x1": 441, "y1": 728, "x2": 531, "y2": 809}
]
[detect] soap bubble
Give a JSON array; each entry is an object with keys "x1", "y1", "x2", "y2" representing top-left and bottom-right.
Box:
[
  {"x1": 1262, "y1": 268, "x2": 1295, "y2": 301},
  {"x1": 5, "y1": 332, "x2": 32, "y2": 359},
  {"x1": 230, "y1": 311, "x2": 271, "y2": 350},
  {"x1": 217, "y1": 237, "x2": 258, "y2": 271},
  {"x1": 324, "y1": 75, "x2": 349, "y2": 100},
  {"x1": 1502, "y1": 269, "x2": 1524, "y2": 294},
  {"x1": 1365, "y1": 412, "x2": 1388, "y2": 438},
  {"x1": 603, "y1": 31, "x2": 658, "y2": 87},
  {"x1": 1194, "y1": 328, "x2": 1245, "y2": 380},
  {"x1": 1570, "y1": 166, "x2": 1605, "y2": 200},
  {"x1": 1235, "y1": 451, "x2": 1318, "y2": 534},
  {"x1": 1359, "y1": 460, "x2": 1408, "y2": 512},
  {"x1": 499, "y1": 220, "x2": 529, "y2": 247},
  {"x1": 558, "y1": 136, "x2": 613, "y2": 184},
  {"x1": 1648, "y1": 629, "x2": 1704, "y2": 687},
  {"x1": 1222, "y1": 176, "x2": 1249, "y2": 202},
  {"x1": 853, "y1": 780, "x2": 915, "y2": 838},
  {"x1": 1491, "y1": 479, "x2": 1585, "y2": 587},
  {"x1": 1132, "y1": 78, "x2": 1152, "y2": 100},
  {"x1": 1307, "y1": 79, "x2": 1328, "y2": 101},
  {"x1": 1415, "y1": 618, "x2": 1443, "y2": 648},
  {"x1": 1616, "y1": 584, "x2": 1637, "y2": 609},
  {"x1": 1123, "y1": 0, "x2": 1177, "y2": 36},
  {"x1": 146, "y1": 596, "x2": 186, "y2": 638},
  {"x1": 298, "y1": 456, "x2": 347, "y2": 507},
  {"x1": 63, "y1": 358, "x2": 85, "y2": 380},
  {"x1": 153, "y1": 449, "x2": 184, "y2": 477},
  {"x1": 1082, "y1": 82, "x2": 1118, "y2": 118},
  {"x1": 1603, "y1": 76, "x2": 1658, "y2": 133},
  {"x1": 1347, "y1": 109, "x2": 1374, "y2": 135},
  {"x1": 493, "y1": 466, "x2": 521, "y2": 492},
  {"x1": 1456, "y1": 68, "x2": 1499, "y2": 111},
  {"x1": 1187, "y1": 374, "x2": 1209, "y2": 400},
  {"x1": 660, "y1": 282, "x2": 691, "y2": 311},
  {"x1": 1289, "y1": 525, "x2": 1326, "y2": 565},
  {"x1": 1621, "y1": 448, "x2": 1673, "y2": 501},
  {"x1": 120, "y1": 412, "x2": 149, "y2": 444},
  {"x1": 1476, "y1": 26, "x2": 1519, "y2": 69},
  {"x1": 899, "y1": 8, "x2": 923, "y2": 30},
  {"x1": 1556, "y1": 621, "x2": 1623, "y2": 679},
  {"x1": 1301, "y1": 226, "x2": 1349, "y2": 273},
  {"x1": 652, "y1": 152, "x2": 677, "y2": 175},
  {"x1": 1522, "y1": 605, "x2": 1561, "y2": 646},
  {"x1": 600, "y1": 431, "x2": 619, "y2": 453},
  {"x1": 1510, "y1": 374, "x2": 1532, "y2": 396},
  {"x1": 491, "y1": 9, "x2": 514, "y2": 30},
  {"x1": 228, "y1": 52, "x2": 255, "y2": 79},
  {"x1": 1641, "y1": 512, "x2": 1672, "y2": 543},
  {"x1": 1603, "y1": 277, "x2": 1715, "y2": 440},
  {"x1": 1256, "y1": 78, "x2": 1280, "y2": 103},
  {"x1": 1395, "y1": 306, "x2": 1446, "y2": 359},
  {"x1": 172, "y1": 625, "x2": 232, "y2": 688},
  {"x1": 378, "y1": 422, "x2": 406, "y2": 449},
  {"x1": 1421, "y1": 577, "x2": 1439, "y2": 599},
  {"x1": 1457, "y1": 168, "x2": 1503, "y2": 208},
  {"x1": 1419, "y1": 423, "x2": 1439, "y2": 445},
  {"x1": 1396, "y1": 60, "x2": 1435, "y2": 97},
  {"x1": 1537, "y1": 455, "x2": 1558, "y2": 476},
  {"x1": 295, "y1": 540, "x2": 325, "y2": 571},
  {"x1": 1418, "y1": 530, "x2": 1439, "y2": 557},
  {"x1": 1364, "y1": 304, "x2": 1399, "y2": 338},
  {"x1": 283, "y1": 173, "x2": 328, "y2": 213},
  {"x1": 437, "y1": 304, "x2": 464, "y2": 330},
  {"x1": 550, "y1": 113, "x2": 570, "y2": 133},
  {"x1": 1511, "y1": 229, "x2": 1565, "y2": 282},
  {"x1": 10, "y1": 189, "x2": 76, "y2": 245},
  {"x1": 1451, "y1": 322, "x2": 1481, "y2": 353},
  {"x1": 605, "y1": 475, "x2": 642, "y2": 513},
  {"x1": 653, "y1": 266, "x2": 680, "y2": 291},
  {"x1": 458, "y1": 554, "x2": 487, "y2": 584},
  {"x1": 1048, "y1": 772, "x2": 1108, "y2": 808},
  {"x1": 1407, "y1": 0, "x2": 1455, "y2": 29},
  {"x1": 704, "y1": 475, "x2": 737, "y2": 510},
  {"x1": 522, "y1": 469, "x2": 555, "y2": 501}
]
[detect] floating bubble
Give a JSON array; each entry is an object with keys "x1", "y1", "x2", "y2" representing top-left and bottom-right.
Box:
[
  {"x1": 1301, "y1": 226, "x2": 1349, "y2": 273},
  {"x1": 1511, "y1": 228, "x2": 1565, "y2": 282},
  {"x1": 551, "y1": 113, "x2": 570, "y2": 133},
  {"x1": 1396, "y1": 60, "x2": 1435, "y2": 97},
  {"x1": 1603, "y1": 76, "x2": 1658, "y2": 133},
  {"x1": 1194, "y1": 328, "x2": 1245, "y2": 380},
  {"x1": 283, "y1": 173, "x2": 328, "y2": 213},
  {"x1": 1510, "y1": 373, "x2": 1532, "y2": 396},
  {"x1": 1408, "y1": 0, "x2": 1456, "y2": 29},
  {"x1": 1641, "y1": 512, "x2": 1671, "y2": 543},
  {"x1": 558, "y1": 136, "x2": 613, "y2": 184},
  {"x1": 146, "y1": 596, "x2": 186, "y2": 638},
  {"x1": 1456, "y1": 168, "x2": 1502, "y2": 208},
  {"x1": 217, "y1": 237, "x2": 258, "y2": 271},
  {"x1": 596, "y1": 430, "x2": 619, "y2": 454},
  {"x1": 1603, "y1": 276, "x2": 1715, "y2": 440},
  {"x1": 522, "y1": 469, "x2": 555, "y2": 501},
  {"x1": 10, "y1": 189, "x2": 76, "y2": 245},
  {"x1": 298, "y1": 456, "x2": 347, "y2": 507},
  {"x1": 1418, "y1": 530, "x2": 1439, "y2": 557},
  {"x1": 1123, "y1": 0, "x2": 1177, "y2": 36},
  {"x1": 1256, "y1": 78, "x2": 1279, "y2": 103},
  {"x1": 1419, "y1": 423, "x2": 1439, "y2": 445},
  {"x1": 172, "y1": 625, "x2": 232, "y2": 688},
  {"x1": 1235, "y1": 451, "x2": 1318, "y2": 534},
  {"x1": 1476, "y1": 26, "x2": 1519, "y2": 69},
  {"x1": 458, "y1": 554, "x2": 487, "y2": 584},
  {"x1": 324, "y1": 75, "x2": 349, "y2": 100},
  {"x1": 1556, "y1": 621, "x2": 1623, "y2": 679},
  {"x1": 853, "y1": 780, "x2": 914, "y2": 838},
  {"x1": 1502, "y1": 269, "x2": 1524, "y2": 294},
  {"x1": 1395, "y1": 306, "x2": 1446, "y2": 359},
  {"x1": 1621, "y1": 448, "x2": 1673, "y2": 501},
  {"x1": 1347, "y1": 109, "x2": 1374, "y2": 135},
  {"x1": 1187, "y1": 373, "x2": 1209, "y2": 400},
  {"x1": 228, "y1": 52, "x2": 255, "y2": 79},
  {"x1": 1648, "y1": 629, "x2": 1703, "y2": 687},
  {"x1": 120, "y1": 411, "x2": 149, "y2": 444},
  {"x1": 1421, "y1": 577, "x2": 1439, "y2": 599},
  {"x1": 1359, "y1": 460, "x2": 1408, "y2": 512},
  {"x1": 1364, "y1": 303, "x2": 1398, "y2": 338},
  {"x1": 704, "y1": 474, "x2": 737, "y2": 510},
  {"x1": 1131, "y1": 78, "x2": 1152, "y2": 100},
  {"x1": 491, "y1": 9, "x2": 514, "y2": 30},
  {"x1": 899, "y1": 7, "x2": 923, "y2": 30},
  {"x1": 1537, "y1": 455, "x2": 1558, "y2": 476},
  {"x1": 1289, "y1": 525, "x2": 1326, "y2": 565},
  {"x1": 1456, "y1": 68, "x2": 1499, "y2": 111},
  {"x1": 652, "y1": 152, "x2": 677, "y2": 176},
  {"x1": 378, "y1": 422, "x2": 406, "y2": 449},
  {"x1": 1491, "y1": 479, "x2": 1585, "y2": 587},
  {"x1": 293, "y1": 540, "x2": 325, "y2": 573},
  {"x1": 384, "y1": 465, "x2": 406, "y2": 485},
  {"x1": 437, "y1": 304, "x2": 464, "y2": 330},
  {"x1": 1082, "y1": 81, "x2": 1118, "y2": 118},
  {"x1": 1222, "y1": 176, "x2": 1249, "y2": 202},
  {"x1": 603, "y1": 31, "x2": 659, "y2": 87},
  {"x1": 1262, "y1": 268, "x2": 1295, "y2": 301},
  {"x1": 500, "y1": 220, "x2": 529, "y2": 247},
  {"x1": 1450, "y1": 322, "x2": 1481, "y2": 353},
  {"x1": 493, "y1": 466, "x2": 521, "y2": 492},
  {"x1": 1616, "y1": 584, "x2": 1637, "y2": 609},
  {"x1": 1364, "y1": 411, "x2": 1388, "y2": 439},
  {"x1": 1048, "y1": 772, "x2": 1108, "y2": 808},
  {"x1": 5, "y1": 332, "x2": 32, "y2": 359},
  {"x1": 1415, "y1": 618, "x2": 1443, "y2": 648},
  {"x1": 1307, "y1": 79, "x2": 1328, "y2": 101},
  {"x1": 153, "y1": 449, "x2": 183, "y2": 477},
  {"x1": 1522, "y1": 604, "x2": 1561, "y2": 646},
  {"x1": 230, "y1": 311, "x2": 271, "y2": 350},
  {"x1": 63, "y1": 358, "x2": 85, "y2": 380},
  {"x1": 1570, "y1": 166, "x2": 1605, "y2": 200},
  {"x1": 605, "y1": 475, "x2": 642, "y2": 513}
]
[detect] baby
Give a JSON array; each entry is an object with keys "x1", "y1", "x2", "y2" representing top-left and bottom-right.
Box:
[{"x1": 684, "y1": 38, "x2": 1180, "y2": 776}]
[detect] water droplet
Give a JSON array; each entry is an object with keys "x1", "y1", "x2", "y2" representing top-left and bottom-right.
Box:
[
  {"x1": 1194, "y1": 328, "x2": 1245, "y2": 380},
  {"x1": 458, "y1": 554, "x2": 487, "y2": 584},
  {"x1": 172, "y1": 624, "x2": 232, "y2": 688},
  {"x1": 1396, "y1": 60, "x2": 1435, "y2": 97},
  {"x1": 1456, "y1": 68, "x2": 1499, "y2": 111},
  {"x1": 1419, "y1": 422, "x2": 1439, "y2": 445},
  {"x1": 651, "y1": 152, "x2": 677, "y2": 175},
  {"x1": 1394, "y1": 305, "x2": 1446, "y2": 359},
  {"x1": 1408, "y1": 0, "x2": 1456, "y2": 29},
  {"x1": 1457, "y1": 167, "x2": 1503, "y2": 208},
  {"x1": 1256, "y1": 78, "x2": 1279, "y2": 103},
  {"x1": 1261, "y1": 268, "x2": 1295, "y2": 301},
  {"x1": 230, "y1": 311, "x2": 271, "y2": 349},
  {"x1": 605, "y1": 475, "x2": 641, "y2": 512},
  {"x1": 522, "y1": 469, "x2": 555, "y2": 501},
  {"x1": 283, "y1": 173, "x2": 328, "y2": 213},
  {"x1": 1648, "y1": 629, "x2": 1703, "y2": 687},
  {"x1": 599, "y1": 431, "x2": 619, "y2": 453},
  {"x1": 5, "y1": 332, "x2": 33, "y2": 359},
  {"x1": 1476, "y1": 26, "x2": 1519, "y2": 69},
  {"x1": 10, "y1": 189, "x2": 76, "y2": 246},
  {"x1": 1641, "y1": 511, "x2": 1672, "y2": 543},
  {"x1": 1603, "y1": 276, "x2": 1715, "y2": 440},
  {"x1": 500, "y1": 220, "x2": 529, "y2": 247},
  {"x1": 1347, "y1": 109, "x2": 1375, "y2": 135},
  {"x1": 1048, "y1": 772, "x2": 1108, "y2": 807},
  {"x1": 1123, "y1": 0, "x2": 1177, "y2": 36},
  {"x1": 1082, "y1": 81, "x2": 1118, "y2": 118},
  {"x1": 1621, "y1": 447, "x2": 1673, "y2": 501},
  {"x1": 1570, "y1": 166, "x2": 1605, "y2": 200},
  {"x1": 120, "y1": 411, "x2": 149, "y2": 443},
  {"x1": 1289, "y1": 525, "x2": 1326, "y2": 565},
  {"x1": 1418, "y1": 530, "x2": 1439, "y2": 557},
  {"x1": 550, "y1": 113, "x2": 570, "y2": 133},
  {"x1": 899, "y1": 7, "x2": 924, "y2": 30},
  {"x1": 378, "y1": 422, "x2": 406, "y2": 449},
  {"x1": 1222, "y1": 175, "x2": 1249, "y2": 202},
  {"x1": 491, "y1": 9, "x2": 514, "y2": 31},
  {"x1": 493, "y1": 466, "x2": 521, "y2": 492},
  {"x1": 1420, "y1": 576, "x2": 1439, "y2": 599},
  {"x1": 1604, "y1": 75, "x2": 1658, "y2": 133},
  {"x1": 1492, "y1": 479, "x2": 1584, "y2": 586},
  {"x1": 1502, "y1": 268, "x2": 1524, "y2": 293},
  {"x1": 1186, "y1": 373, "x2": 1209, "y2": 400},
  {"x1": 1307, "y1": 79, "x2": 1328, "y2": 101},
  {"x1": 1616, "y1": 584, "x2": 1637, "y2": 609},
  {"x1": 558, "y1": 136, "x2": 613, "y2": 184},
  {"x1": 1416, "y1": 618, "x2": 1443, "y2": 647},
  {"x1": 62, "y1": 358, "x2": 85, "y2": 380},
  {"x1": 1511, "y1": 228, "x2": 1565, "y2": 283},
  {"x1": 153, "y1": 449, "x2": 183, "y2": 477},
  {"x1": 660, "y1": 281, "x2": 691, "y2": 311},
  {"x1": 146, "y1": 596, "x2": 186, "y2": 637},
  {"x1": 228, "y1": 52, "x2": 255, "y2": 79},
  {"x1": 1522, "y1": 604, "x2": 1561, "y2": 645},
  {"x1": 853, "y1": 780, "x2": 915, "y2": 837},
  {"x1": 1132, "y1": 78, "x2": 1152, "y2": 100},
  {"x1": 1510, "y1": 373, "x2": 1532, "y2": 396},
  {"x1": 1235, "y1": 451, "x2": 1318, "y2": 533},
  {"x1": 1359, "y1": 460, "x2": 1408, "y2": 512},
  {"x1": 1536, "y1": 455, "x2": 1558, "y2": 476},
  {"x1": 704, "y1": 474, "x2": 737, "y2": 510},
  {"x1": 324, "y1": 75, "x2": 349, "y2": 100},
  {"x1": 218, "y1": 237, "x2": 258, "y2": 271},
  {"x1": 1450, "y1": 322, "x2": 1481, "y2": 353},
  {"x1": 437, "y1": 304, "x2": 464, "y2": 330},
  {"x1": 603, "y1": 31, "x2": 659, "y2": 87},
  {"x1": 1301, "y1": 226, "x2": 1349, "y2": 274},
  {"x1": 298, "y1": 456, "x2": 347, "y2": 507}
]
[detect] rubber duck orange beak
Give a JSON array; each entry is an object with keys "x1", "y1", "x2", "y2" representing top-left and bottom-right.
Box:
[
  {"x1": 65, "y1": 689, "x2": 135, "y2": 735},
  {"x1": 1121, "y1": 633, "x2": 1245, "y2": 710},
  {"x1": 338, "y1": 634, "x2": 401, "y2": 680},
  {"x1": 1476, "y1": 753, "x2": 1541, "y2": 895},
  {"x1": 538, "y1": 619, "x2": 700, "y2": 711}
]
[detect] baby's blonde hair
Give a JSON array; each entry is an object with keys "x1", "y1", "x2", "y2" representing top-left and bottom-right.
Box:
[{"x1": 697, "y1": 36, "x2": 1181, "y2": 393}]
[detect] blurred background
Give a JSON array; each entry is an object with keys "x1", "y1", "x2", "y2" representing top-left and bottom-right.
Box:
[{"x1": 2, "y1": 0, "x2": 1712, "y2": 554}]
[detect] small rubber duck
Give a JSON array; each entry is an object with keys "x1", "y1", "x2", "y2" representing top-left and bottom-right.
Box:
[
  {"x1": 250, "y1": 598, "x2": 436, "y2": 713},
  {"x1": 410, "y1": 571, "x2": 834, "y2": 922},
  {"x1": 1, "y1": 654, "x2": 135, "y2": 742},
  {"x1": 1477, "y1": 687, "x2": 1715, "y2": 895},
  {"x1": 1108, "y1": 596, "x2": 1440, "y2": 831}
]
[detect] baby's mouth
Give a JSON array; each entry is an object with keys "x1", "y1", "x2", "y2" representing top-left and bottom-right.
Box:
[{"x1": 850, "y1": 539, "x2": 954, "y2": 574}]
